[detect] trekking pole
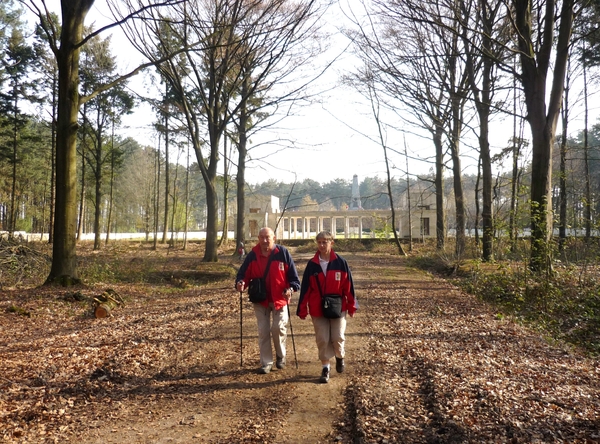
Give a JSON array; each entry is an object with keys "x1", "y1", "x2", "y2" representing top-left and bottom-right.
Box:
[
  {"x1": 239, "y1": 291, "x2": 243, "y2": 367},
  {"x1": 287, "y1": 305, "x2": 298, "y2": 369}
]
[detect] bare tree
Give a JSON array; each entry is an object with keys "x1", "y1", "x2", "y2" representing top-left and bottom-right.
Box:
[
  {"x1": 228, "y1": 0, "x2": 324, "y2": 251},
  {"x1": 345, "y1": 0, "x2": 453, "y2": 250},
  {"x1": 347, "y1": 0, "x2": 473, "y2": 256},
  {"x1": 511, "y1": 0, "x2": 576, "y2": 272},
  {"x1": 365, "y1": 70, "x2": 406, "y2": 255},
  {"x1": 20, "y1": 0, "x2": 180, "y2": 283},
  {"x1": 458, "y1": 0, "x2": 511, "y2": 261},
  {"x1": 117, "y1": 0, "x2": 324, "y2": 261}
]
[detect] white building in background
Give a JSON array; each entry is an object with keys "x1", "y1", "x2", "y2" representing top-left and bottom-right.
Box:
[{"x1": 243, "y1": 183, "x2": 437, "y2": 241}]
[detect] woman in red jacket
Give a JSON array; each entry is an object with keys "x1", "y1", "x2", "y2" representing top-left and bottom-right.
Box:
[{"x1": 297, "y1": 231, "x2": 357, "y2": 383}]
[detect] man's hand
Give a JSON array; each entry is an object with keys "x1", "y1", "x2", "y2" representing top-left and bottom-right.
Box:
[
  {"x1": 283, "y1": 287, "x2": 293, "y2": 302},
  {"x1": 236, "y1": 281, "x2": 245, "y2": 292}
]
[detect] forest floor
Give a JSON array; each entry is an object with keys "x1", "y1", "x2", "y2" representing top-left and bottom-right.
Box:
[{"x1": 0, "y1": 243, "x2": 599, "y2": 443}]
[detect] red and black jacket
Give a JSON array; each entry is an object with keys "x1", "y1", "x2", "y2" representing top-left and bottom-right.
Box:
[
  {"x1": 296, "y1": 249, "x2": 357, "y2": 319},
  {"x1": 235, "y1": 244, "x2": 300, "y2": 310}
]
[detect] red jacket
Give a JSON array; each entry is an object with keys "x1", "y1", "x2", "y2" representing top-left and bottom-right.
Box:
[
  {"x1": 297, "y1": 249, "x2": 357, "y2": 319},
  {"x1": 235, "y1": 244, "x2": 300, "y2": 310}
]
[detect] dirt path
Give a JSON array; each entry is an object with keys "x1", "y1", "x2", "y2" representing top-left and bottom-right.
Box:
[
  {"x1": 1, "y1": 251, "x2": 599, "y2": 443},
  {"x1": 67, "y1": 252, "x2": 367, "y2": 443}
]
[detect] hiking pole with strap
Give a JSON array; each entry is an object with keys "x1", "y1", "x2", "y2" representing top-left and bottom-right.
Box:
[
  {"x1": 239, "y1": 290, "x2": 243, "y2": 367},
  {"x1": 287, "y1": 304, "x2": 298, "y2": 369}
]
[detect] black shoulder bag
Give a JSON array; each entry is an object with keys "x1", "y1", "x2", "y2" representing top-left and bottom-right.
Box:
[
  {"x1": 248, "y1": 252, "x2": 274, "y2": 303},
  {"x1": 314, "y1": 272, "x2": 343, "y2": 319}
]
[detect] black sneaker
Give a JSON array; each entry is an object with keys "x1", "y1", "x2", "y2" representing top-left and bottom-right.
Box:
[
  {"x1": 335, "y1": 357, "x2": 345, "y2": 373},
  {"x1": 276, "y1": 356, "x2": 286, "y2": 370},
  {"x1": 319, "y1": 367, "x2": 330, "y2": 383}
]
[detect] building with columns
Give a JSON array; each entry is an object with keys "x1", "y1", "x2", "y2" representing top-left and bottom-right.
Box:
[{"x1": 243, "y1": 184, "x2": 437, "y2": 241}]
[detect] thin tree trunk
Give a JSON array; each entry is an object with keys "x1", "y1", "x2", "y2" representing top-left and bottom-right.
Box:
[
  {"x1": 9, "y1": 94, "x2": 18, "y2": 235},
  {"x1": 368, "y1": 82, "x2": 406, "y2": 256},
  {"x1": 219, "y1": 133, "x2": 230, "y2": 246},
  {"x1": 509, "y1": 64, "x2": 519, "y2": 253},
  {"x1": 169, "y1": 147, "x2": 180, "y2": 246},
  {"x1": 49, "y1": 73, "x2": 57, "y2": 244},
  {"x1": 404, "y1": 134, "x2": 413, "y2": 252},
  {"x1": 105, "y1": 127, "x2": 116, "y2": 246},
  {"x1": 77, "y1": 104, "x2": 88, "y2": 241},
  {"x1": 162, "y1": 109, "x2": 170, "y2": 244},
  {"x1": 475, "y1": 157, "x2": 481, "y2": 246},
  {"x1": 558, "y1": 59, "x2": 570, "y2": 255},
  {"x1": 153, "y1": 140, "x2": 160, "y2": 250},
  {"x1": 183, "y1": 141, "x2": 190, "y2": 250},
  {"x1": 583, "y1": 50, "x2": 591, "y2": 240},
  {"x1": 434, "y1": 126, "x2": 445, "y2": 250},
  {"x1": 92, "y1": 116, "x2": 103, "y2": 251},
  {"x1": 236, "y1": 75, "x2": 250, "y2": 254}
]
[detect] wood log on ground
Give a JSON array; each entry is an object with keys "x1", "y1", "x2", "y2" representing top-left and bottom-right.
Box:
[{"x1": 94, "y1": 289, "x2": 124, "y2": 318}]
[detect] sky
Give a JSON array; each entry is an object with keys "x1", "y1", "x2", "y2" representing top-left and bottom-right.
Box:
[
  {"x1": 83, "y1": 0, "x2": 439, "y2": 186},
  {"x1": 33, "y1": 0, "x2": 600, "y2": 186}
]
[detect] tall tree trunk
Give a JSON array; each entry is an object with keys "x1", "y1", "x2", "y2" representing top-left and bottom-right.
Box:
[
  {"x1": 558, "y1": 59, "x2": 570, "y2": 255},
  {"x1": 475, "y1": 158, "x2": 481, "y2": 246},
  {"x1": 404, "y1": 135, "x2": 413, "y2": 252},
  {"x1": 183, "y1": 141, "x2": 190, "y2": 250},
  {"x1": 93, "y1": 122, "x2": 103, "y2": 250},
  {"x1": 460, "y1": 0, "x2": 495, "y2": 261},
  {"x1": 48, "y1": 0, "x2": 95, "y2": 284},
  {"x1": 153, "y1": 142, "x2": 160, "y2": 250},
  {"x1": 162, "y1": 110, "x2": 170, "y2": 244},
  {"x1": 509, "y1": 65, "x2": 520, "y2": 253},
  {"x1": 450, "y1": 134, "x2": 466, "y2": 258},
  {"x1": 77, "y1": 114, "x2": 87, "y2": 241},
  {"x1": 583, "y1": 52, "x2": 591, "y2": 240},
  {"x1": 49, "y1": 73, "x2": 57, "y2": 244},
  {"x1": 513, "y1": 0, "x2": 574, "y2": 272},
  {"x1": 433, "y1": 125, "x2": 445, "y2": 250},
  {"x1": 202, "y1": 148, "x2": 220, "y2": 262},
  {"x1": 479, "y1": 109, "x2": 493, "y2": 260},
  {"x1": 10, "y1": 95, "x2": 18, "y2": 235},
  {"x1": 169, "y1": 148, "x2": 180, "y2": 246},
  {"x1": 449, "y1": 58, "x2": 466, "y2": 259},
  {"x1": 219, "y1": 134, "x2": 230, "y2": 246},
  {"x1": 105, "y1": 139, "x2": 116, "y2": 246},
  {"x1": 235, "y1": 76, "x2": 250, "y2": 253},
  {"x1": 368, "y1": 83, "x2": 406, "y2": 256}
]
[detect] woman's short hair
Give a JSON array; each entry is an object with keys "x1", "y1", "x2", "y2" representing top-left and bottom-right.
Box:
[{"x1": 316, "y1": 231, "x2": 334, "y2": 241}]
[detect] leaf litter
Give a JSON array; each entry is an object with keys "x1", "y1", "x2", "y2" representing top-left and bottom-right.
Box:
[{"x1": 0, "y1": 249, "x2": 598, "y2": 443}]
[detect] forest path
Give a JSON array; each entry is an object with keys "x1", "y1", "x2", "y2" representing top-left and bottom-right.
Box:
[{"x1": 1, "y1": 250, "x2": 598, "y2": 443}]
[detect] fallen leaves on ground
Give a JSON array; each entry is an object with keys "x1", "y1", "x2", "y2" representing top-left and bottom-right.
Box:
[
  {"x1": 340, "y1": 255, "x2": 600, "y2": 443},
  {"x1": 0, "y1": 250, "x2": 599, "y2": 443}
]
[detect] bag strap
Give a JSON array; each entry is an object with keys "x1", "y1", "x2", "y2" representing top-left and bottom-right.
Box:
[
  {"x1": 314, "y1": 268, "x2": 342, "y2": 299},
  {"x1": 313, "y1": 272, "x2": 325, "y2": 299},
  {"x1": 262, "y1": 250, "x2": 275, "y2": 280}
]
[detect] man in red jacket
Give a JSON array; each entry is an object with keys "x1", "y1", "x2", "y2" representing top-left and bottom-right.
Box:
[
  {"x1": 236, "y1": 227, "x2": 300, "y2": 374},
  {"x1": 297, "y1": 231, "x2": 357, "y2": 383}
]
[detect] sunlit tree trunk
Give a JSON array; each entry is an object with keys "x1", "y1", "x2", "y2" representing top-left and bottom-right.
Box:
[
  {"x1": 583, "y1": 49, "x2": 591, "y2": 240},
  {"x1": 162, "y1": 107, "x2": 170, "y2": 244},
  {"x1": 558, "y1": 59, "x2": 571, "y2": 255},
  {"x1": 235, "y1": 75, "x2": 249, "y2": 251},
  {"x1": 47, "y1": 0, "x2": 95, "y2": 284},
  {"x1": 512, "y1": 0, "x2": 574, "y2": 273}
]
